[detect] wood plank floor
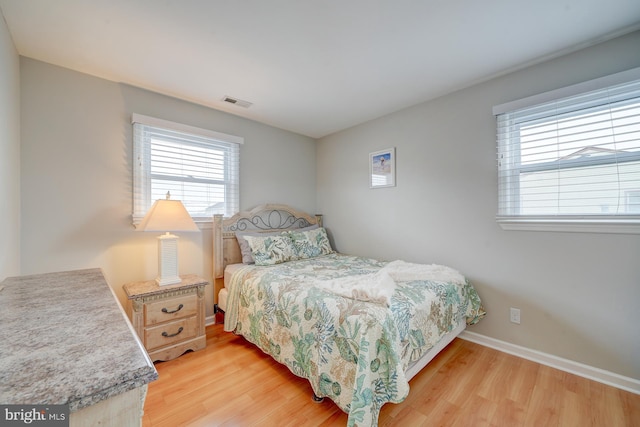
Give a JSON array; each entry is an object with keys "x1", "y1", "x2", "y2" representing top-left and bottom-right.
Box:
[{"x1": 143, "y1": 324, "x2": 640, "y2": 426}]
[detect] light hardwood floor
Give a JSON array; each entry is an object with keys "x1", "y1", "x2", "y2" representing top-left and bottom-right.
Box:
[{"x1": 142, "y1": 323, "x2": 640, "y2": 426}]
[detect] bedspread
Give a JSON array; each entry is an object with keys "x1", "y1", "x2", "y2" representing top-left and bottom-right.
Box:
[{"x1": 224, "y1": 253, "x2": 484, "y2": 426}]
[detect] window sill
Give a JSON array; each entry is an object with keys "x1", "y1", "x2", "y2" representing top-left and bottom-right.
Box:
[
  {"x1": 496, "y1": 216, "x2": 640, "y2": 234},
  {"x1": 194, "y1": 220, "x2": 213, "y2": 230},
  {"x1": 132, "y1": 218, "x2": 213, "y2": 230}
]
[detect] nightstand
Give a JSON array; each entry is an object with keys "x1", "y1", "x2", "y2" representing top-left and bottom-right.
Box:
[{"x1": 123, "y1": 274, "x2": 207, "y2": 362}]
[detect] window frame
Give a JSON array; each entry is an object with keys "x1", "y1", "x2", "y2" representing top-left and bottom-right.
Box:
[
  {"x1": 493, "y1": 67, "x2": 640, "y2": 234},
  {"x1": 132, "y1": 114, "x2": 242, "y2": 226}
]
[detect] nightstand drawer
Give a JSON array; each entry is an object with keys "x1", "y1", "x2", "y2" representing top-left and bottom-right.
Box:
[
  {"x1": 145, "y1": 316, "x2": 198, "y2": 350},
  {"x1": 145, "y1": 294, "x2": 197, "y2": 325}
]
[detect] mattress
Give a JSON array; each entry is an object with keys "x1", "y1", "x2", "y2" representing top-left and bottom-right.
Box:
[{"x1": 218, "y1": 263, "x2": 245, "y2": 312}]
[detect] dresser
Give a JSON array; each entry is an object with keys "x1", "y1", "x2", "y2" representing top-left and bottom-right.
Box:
[
  {"x1": 0, "y1": 269, "x2": 157, "y2": 427},
  {"x1": 123, "y1": 274, "x2": 207, "y2": 362}
]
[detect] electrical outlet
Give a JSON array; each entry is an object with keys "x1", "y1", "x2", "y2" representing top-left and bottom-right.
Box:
[{"x1": 510, "y1": 307, "x2": 521, "y2": 324}]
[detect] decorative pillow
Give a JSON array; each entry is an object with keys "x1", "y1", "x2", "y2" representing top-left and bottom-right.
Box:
[
  {"x1": 288, "y1": 227, "x2": 334, "y2": 259},
  {"x1": 236, "y1": 230, "x2": 285, "y2": 264},
  {"x1": 293, "y1": 224, "x2": 320, "y2": 232},
  {"x1": 243, "y1": 234, "x2": 298, "y2": 266}
]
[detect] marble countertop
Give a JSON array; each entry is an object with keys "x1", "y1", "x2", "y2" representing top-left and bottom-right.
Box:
[{"x1": 0, "y1": 268, "x2": 158, "y2": 412}]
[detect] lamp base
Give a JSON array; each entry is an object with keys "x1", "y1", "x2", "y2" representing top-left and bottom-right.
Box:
[
  {"x1": 156, "y1": 276, "x2": 182, "y2": 286},
  {"x1": 156, "y1": 232, "x2": 182, "y2": 286}
]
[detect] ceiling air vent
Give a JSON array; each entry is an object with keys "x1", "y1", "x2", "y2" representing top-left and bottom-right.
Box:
[{"x1": 222, "y1": 96, "x2": 252, "y2": 108}]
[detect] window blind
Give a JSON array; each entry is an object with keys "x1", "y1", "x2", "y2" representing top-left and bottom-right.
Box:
[
  {"x1": 132, "y1": 114, "x2": 242, "y2": 224},
  {"x1": 495, "y1": 74, "x2": 640, "y2": 229}
]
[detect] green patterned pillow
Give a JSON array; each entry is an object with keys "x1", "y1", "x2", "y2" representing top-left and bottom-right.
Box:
[
  {"x1": 288, "y1": 227, "x2": 334, "y2": 259},
  {"x1": 243, "y1": 234, "x2": 298, "y2": 266},
  {"x1": 236, "y1": 230, "x2": 286, "y2": 264}
]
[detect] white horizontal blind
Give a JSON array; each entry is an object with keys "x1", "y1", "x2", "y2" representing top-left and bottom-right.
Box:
[
  {"x1": 496, "y1": 77, "x2": 640, "y2": 223},
  {"x1": 132, "y1": 115, "x2": 241, "y2": 224}
]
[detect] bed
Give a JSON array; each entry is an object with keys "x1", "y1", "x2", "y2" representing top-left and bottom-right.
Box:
[{"x1": 213, "y1": 204, "x2": 485, "y2": 427}]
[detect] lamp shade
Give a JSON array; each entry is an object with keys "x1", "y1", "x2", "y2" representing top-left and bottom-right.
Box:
[
  {"x1": 137, "y1": 195, "x2": 199, "y2": 232},
  {"x1": 137, "y1": 193, "x2": 198, "y2": 286}
]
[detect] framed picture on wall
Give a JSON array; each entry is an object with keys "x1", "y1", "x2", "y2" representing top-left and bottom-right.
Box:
[{"x1": 369, "y1": 147, "x2": 396, "y2": 188}]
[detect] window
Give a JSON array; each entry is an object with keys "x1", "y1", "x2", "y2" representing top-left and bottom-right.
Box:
[
  {"x1": 132, "y1": 114, "x2": 242, "y2": 225},
  {"x1": 494, "y1": 68, "x2": 640, "y2": 233}
]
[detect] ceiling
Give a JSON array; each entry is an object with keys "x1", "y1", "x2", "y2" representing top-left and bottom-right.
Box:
[{"x1": 2, "y1": 1, "x2": 640, "y2": 139}]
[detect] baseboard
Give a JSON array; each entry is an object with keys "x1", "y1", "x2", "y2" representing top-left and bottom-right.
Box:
[
  {"x1": 205, "y1": 315, "x2": 216, "y2": 326},
  {"x1": 459, "y1": 331, "x2": 640, "y2": 395}
]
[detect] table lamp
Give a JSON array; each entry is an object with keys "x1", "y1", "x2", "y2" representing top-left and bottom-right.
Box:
[{"x1": 137, "y1": 192, "x2": 199, "y2": 285}]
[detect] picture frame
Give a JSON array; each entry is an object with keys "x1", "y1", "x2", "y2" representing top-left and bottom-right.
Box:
[{"x1": 369, "y1": 147, "x2": 396, "y2": 188}]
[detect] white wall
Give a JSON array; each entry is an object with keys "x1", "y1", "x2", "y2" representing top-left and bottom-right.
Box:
[
  {"x1": 19, "y1": 58, "x2": 316, "y2": 316},
  {"x1": 0, "y1": 11, "x2": 20, "y2": 281},
  {"x1": 317, "y1": 31, "x2": 640, "y2": 380}
]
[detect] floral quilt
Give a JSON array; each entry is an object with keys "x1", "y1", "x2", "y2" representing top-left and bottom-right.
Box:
[{"x1": 224, "y1": 253, "x2": 485, "y2": 426}]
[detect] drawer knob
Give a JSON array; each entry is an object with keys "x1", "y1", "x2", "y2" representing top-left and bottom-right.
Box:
[
  {"x1": 161, "y1": 327, "x2": 184, "y2": 338},
  {"x1": 161, "y1": 303, "x2": 184, "y2": 314}
]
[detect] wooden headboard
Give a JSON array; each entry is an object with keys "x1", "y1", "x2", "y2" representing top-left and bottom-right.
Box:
[{"x1": 212, "y1": 204, "x2": 323, "y2": 303}]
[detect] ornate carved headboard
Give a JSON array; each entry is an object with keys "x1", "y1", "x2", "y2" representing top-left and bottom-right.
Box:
[{"x1": 212, "y1": 204, "x2": 323, "y2": 303}]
